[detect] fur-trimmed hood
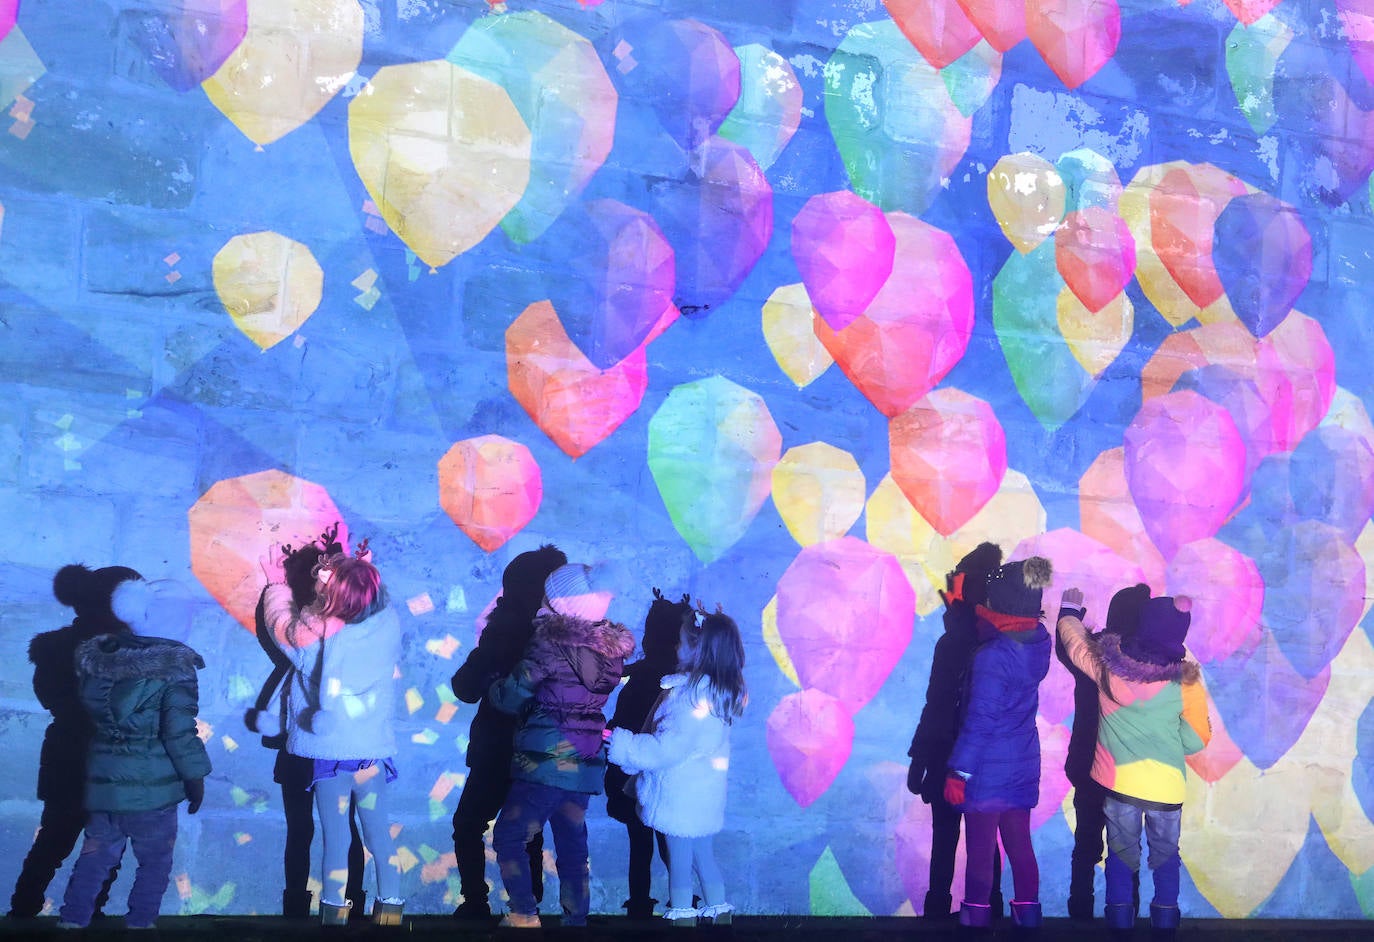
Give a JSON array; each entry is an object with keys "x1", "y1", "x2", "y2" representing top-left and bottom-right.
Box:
[
  {"x1": 77, "y1": 633, "x2": 204, "y2": 683},
  {"x1": 532, "y1": 611, "x2": 635, "y2": 659},
  {"x1": 1098, "y1": 632, "x2": 1199, "y2": 685}
]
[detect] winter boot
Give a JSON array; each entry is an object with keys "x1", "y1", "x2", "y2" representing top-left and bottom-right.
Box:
[
  {"x1": 320, "y1": 899, "x2": 352, "y2": 927},
  {"x1": 372, "y1": 898, "x2": 404, "y2": 926},
  {"x1": 1150, "y1": 902, "x2": 1181, "y2": 938},
  {"x1": 1104, "y1": 902, "x2": 1135, "y2": 933},
  {"x1": 699, "y1": 903, "x2": 734, "y2": 926},
  {"x1": 497, "y1": 912, "x2": 542, "y2": 928},
  {"x1": 958, "y1": 901, "x2": 992, "y2": 932},
  {"x1": 623, "y1": 897, "x2": 658, "y2": 920},
  {"x1": 348, "y1": 891, "x2": 369, "y2": 923},
  {"x1": 923, "y1": 889, "x2": 955, "y2": 919},
  {"x1": 1010, "y1": 900, "x2": 1042, "y2": 932},
  {"x1": 282, "y1": 889, "x2": 313, "y2": 919}
]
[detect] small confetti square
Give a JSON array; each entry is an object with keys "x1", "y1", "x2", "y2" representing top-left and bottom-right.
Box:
[
  {"x1": 165, "y1": 270, "x2": 182, "y2": 284},
  {"x1": 164, "y1": 252, "x2": 181, "y2": 266},
  {"x1": 407, "y1": 593, "x2": 435, "y2": 616},
  {"x1": 424, "y1": 634, "x2": 460, "y2": 659}
]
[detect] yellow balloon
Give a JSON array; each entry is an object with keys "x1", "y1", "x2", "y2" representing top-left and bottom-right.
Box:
[
  {"x1": 203, "y1": 0, "x2": 364, "y2": 148},
  {"x1": 987, "y1": 152, "x2": 1065, "y2": 254},
  {"x1": 1057, "y1": 283, "x2": 1133, "y2": 377},
  {"x1": 762, "y1": 283, "x2": 834, "y2": 388},
  {"x1": 772, "y1": 442, "x2": 865, "y2": 547},
  {"x1": 213, "y1": 231, "x2": 324, "y2": 350},
  {"x1": 760, "y1": 596, "x2": 801, "y2": 688},
  {"x1": 349, "y1": 60, "x2": 532, "y2": 270}
]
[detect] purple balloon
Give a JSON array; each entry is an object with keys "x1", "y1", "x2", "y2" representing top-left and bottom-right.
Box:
[
  {"x1": 1213, "y1": 193, "x2": 1312, "y2": 339},
  {"x1": 1206, "y1": 630, "x2": 1329, "y2": 771},
  {"x1": 135, "y1": 0, "x2": 248, "y2": 93}
]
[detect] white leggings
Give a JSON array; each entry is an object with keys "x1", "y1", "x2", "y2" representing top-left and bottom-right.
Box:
[
  {"x1": 665, "y1": 833, "x2": 726, "y2": 909},
  {"x1": 313, "y1": 769, "x2": 400, "y2": 905}
]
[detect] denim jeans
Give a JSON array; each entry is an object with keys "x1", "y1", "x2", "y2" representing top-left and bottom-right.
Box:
[
  {"x1": 493, "y1": 780, "x2": 590, "y2": 925},
  {"x1": 1103, "y1": 795, "x2": 1182, "y2": 907},
  {"x1": 59, "y1": 806, "x2": 178, "y2": 928}
]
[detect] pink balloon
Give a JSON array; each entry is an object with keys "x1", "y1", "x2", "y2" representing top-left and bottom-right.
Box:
[
  {"x1": 884, "y1": 0, "x2": 983, "y2": 68},
  {"x1": 766, "y1": 688, "x2": 855, "y2": 808},
  {"x1": 1124, "y1": 391, "x2": 1248, "y2": 561},
  {"x1": 1056, "y1": 207, "x2": 1137, "y2": 313},
  {"x1": 776, "y1": 538, "x2": 915, "y2": 712},
  {"x1": 791, "y1": 190, "x2": 896, "y2": 332},
  {"x1": 1253, "y1": 311, "x2": 1336, "y2": 453},
  {"x1": 0, "y1": 1, "x2": 15, "y2": 43},
  {"x1": 956, "y1": 0, "x2": 1028, "y2": 52},
  {"x1": 1026, "y1": 0, "x2": 1121, "y2": 89},
  {"x1": 1033, "y1": 717, "x2": 1072, "y2": 830},
  {"x1": 1166, "y1": 538, "x2": 1263, "y2": 664}
]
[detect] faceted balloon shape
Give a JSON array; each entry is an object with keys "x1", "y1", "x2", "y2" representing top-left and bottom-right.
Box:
[
  {"x1": 1256, "y1": 520, "x2": 1366, "y2": 680},
  {"x1": 1149, "y1": 166, "x2": 1250, "y2": 311},
  {"x1": 203, "y1": 0, "x2": 363, "y2": 147},
  {"x1": 188, "y1": 469, "x2": 350, "y2": 632},
  {"x1": 761, "y1": 597, "x2": 801, "y2": 687},
  {"x1": 987, "y1": 152, "x2": 1066, "y2": 254},
  {"x1": 1181, "y1": 754, "x2": 1309, "y2": 916},
  {"x1": 650, "y1": 135, "x2": 773, "y2": 316},
  {"x1": 1055, "y1": 207, "x2": 1136, "y2": 314},
  {"x1": 350, "y1": 60, "x2": 531, "y2": 270},
  {"x1": 1173, "y1": 365, "x2": 1280, "y2": 484},
  {"x1": 1058, "y1": 283, "x2": 1132, "y2": 377},
  {"x1": 825, "y1": 20, "x2": 972, "y2": 214},
  {"x1": 762, "y1": 283, "x2": 835, "y2": 388},
  {"x1": 213, "y1": 231, "x2": 323, "y2": 350},
  {"x1": 884, "y1": 0, "x2": 983, "y2": 69},
  {"x1": 791, "y1": 190, "x2": 896, "y2": 332},
  {"x1": 775, "y1": 537, "x2": 915, "y2": 712},
  {"x1": 1124, "y1": 390, "x2": 1247, "y2": 561},
  {"x1": 718, "y1": 43, "x2": 802, "y2": 172},
  {"x1": 647, "y1": 376, "x2": 782, "y2": 564},
  {"x1": 447, "y1": 11, "x2": 618, "y2": 245},
  {"x1": 1213, "y1": 193, "x2": 1312, "y2": 339},
  {"x1": 867, "y1": 469, "x2": 1047, "y2": 618},
  {"x1": 955, "y1": 0, "x2": 1028, "y2": 51},
  {"x1": 609, "y1": 17, "x2": 740, "y2": 151},
  {"x1": 438, "y1": 435, "x2": 542, "y2": 553},
  {"x1": 539, "y1": 199, "x2": 676, "y2": 369},
  {"x1": 1079, "y1": 448, "x2": 1168, "y2": 592},
  {"x1": 1205, "y1": 631, "x2": 1330, "y2": 770},
  {"x1": 1226, "y1": 16, "x2": 1294, "y2": 135},
  {"x1": 1183, "y1": 693, "x2": 1244, "y2": 784},
  {"x1": 1026, "y1": 0, "x2": 1121, "y2": 89},
  {"x1": 1033, "y1": 716, "x2": 1072, "y2": 829},
  {"x1": 1254, "y1": 310, "x2": 1336, "y2": 452},
  {"x1": 1139, "y1": 320, "x2": 1260, "y2": 403},
  {"x1": 506, "y1": 300, "x2": 650, "y2": 460},
  {"x1": 941, "y1": 40, "x2": 1003, "y2": 117},
  {"x1": 1225, "y1": 0, "x2": 1282, "y2": 24},
  {"x1": 1166, "y1": 538, "x2": 1264, "y2": 664},
  {"x1": 1013, "y1": 528, "x2": 1148, "y2": 724},
  {"x1": 993, "y1": 242, "x2": 1096, "y2": 430},
  {"x1": 766, "y1": 688, "x2": 855, "y2": 808},
  {"x1": 1290, "y1": 426, "x2": 1374, "y2": 542},
  {"x1": 1057, "y1": 147, "x2": 1122, "y2": 213},
  {"x1": 889, "y1": 388, "x2": 1007, "y2": 537},
  {"x1": 0, "y1": 1, "x2": 14, "y2": 44},
  {"x1": 772, "y1": 442, "x2": 866, "y2": 548},
  {"x1": 133, "y1": 0, "x2": 247, "y2": 93},
  {"x1": 813, "y1": 213, "x2": 973, "y2": 417}
]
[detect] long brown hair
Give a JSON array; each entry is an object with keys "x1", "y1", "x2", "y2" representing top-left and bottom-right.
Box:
[{"x1": 680, "y1": 612, "x2": 748, "y2": 723}]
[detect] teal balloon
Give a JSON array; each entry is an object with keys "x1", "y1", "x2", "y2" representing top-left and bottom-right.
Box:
[
  {"x1": 647, "y1": 376, "x2": 782, "y2": 564},
  {"x1": 993, "y1": 242, "x2": 1095, "y2": 430}
]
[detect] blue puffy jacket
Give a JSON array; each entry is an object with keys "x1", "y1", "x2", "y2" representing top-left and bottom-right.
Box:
[{"x1": 947, "y1": 620, "x2": 1051, "y2": 811}]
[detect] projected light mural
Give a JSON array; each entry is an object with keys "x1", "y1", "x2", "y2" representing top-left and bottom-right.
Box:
[{"x1": 1, "y1": 0, "x2": 1373, "y2": 922}]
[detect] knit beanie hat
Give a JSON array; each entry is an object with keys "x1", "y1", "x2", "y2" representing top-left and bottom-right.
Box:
[
  {"x1": 53, "y1": 564, "x2": 144, "y2": 624},
  {"x1": 984, "y1": 556, "x2": 1053, "y2": 618},
  {"x1": 502, "y1": 544, "x2": 568, "y2": 617},
  {"x1": 951, "y1": 542, "x2": 1003, "y2": 608},
  {"x1": 1123, "y1": 595, "x2": 1192, "y2": 665},
  {"x1": 1103, "y1": 583, "x2": 1150, "y2": 639},
  {"x1": 544, "y1": 563, "x2": 613, "y2": 622},
  {"x1": 111, "y1": 578, "x2": 196, "y2": 646}
]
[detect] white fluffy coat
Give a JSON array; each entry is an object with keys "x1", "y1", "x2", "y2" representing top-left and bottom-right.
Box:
[{"x1": 607, "y1": 673, "x2": 731, "y2": 838}]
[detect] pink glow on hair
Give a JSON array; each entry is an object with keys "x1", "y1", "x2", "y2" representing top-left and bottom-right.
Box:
[{"x1": 316, "y1": 556, "x2": 381, "y2": 623}]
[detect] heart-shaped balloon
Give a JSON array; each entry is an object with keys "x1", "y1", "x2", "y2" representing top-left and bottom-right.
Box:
[
  {"x1": 1213, "y1": 192, "x2": 1312, "y2": 339},
  {"x1": 791, "y1": 190, "x2": 895, "y2": 332},
  {"x1": 766, "y1": 688, "x2": 855, "y2": 808}
]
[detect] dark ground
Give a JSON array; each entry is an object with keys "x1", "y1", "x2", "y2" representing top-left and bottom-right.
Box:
[{"x1": 1, "y1": 915, "x2": 1372, "y2": 940}]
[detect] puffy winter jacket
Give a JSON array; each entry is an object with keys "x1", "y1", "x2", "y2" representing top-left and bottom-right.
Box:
[
  {"x1": 1057, "y1": 611, "x2": 1210, "y2": 805},
  {"x1": 75, "y1": 634, "x2": 212, "y2": 813},
  {"x1": 262, "y1": 583, "x2": 400, "y2": 761},
  {"x1": 489, "y1": 611, "x2": 634, "y2": 794},
  {"x1": 607, "y1": 673, "x2": 732, "y2": 838},
  {"x1": 947, "y1": 620, "x2": 1051, "y2": 811}
]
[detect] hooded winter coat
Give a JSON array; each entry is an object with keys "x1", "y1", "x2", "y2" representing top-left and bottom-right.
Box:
[
  {"x1": 947, "y1": 617, "x2": 1052, "y2": 811},
  {"x1": 74, "y1": 634, "x2": 212, "y2": 813},
  {"x1": 489, "y1": 611, "x2": 635, "y2": 794},
  {"x1": 607, "y1": 673, "x2": 732, "y2": 838},
  {"x1": 1057, "y1": 611, "x2": 1210, "y2": 806},
  {"x1": 262, "y1": 583, "x2": 400, "y2": 761}
]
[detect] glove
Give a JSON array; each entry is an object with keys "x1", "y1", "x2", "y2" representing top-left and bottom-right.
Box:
[
  {"x1": 943, "y1": 773, "x2": 966, "y2": 807},
  {"x1": 184, "y1": 778, "x2": 204, "y2": 814}
]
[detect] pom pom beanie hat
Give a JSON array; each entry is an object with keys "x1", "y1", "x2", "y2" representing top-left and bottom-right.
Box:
[{"x1": 984, "y1": 556, "x2": 1053, "y2": 619}]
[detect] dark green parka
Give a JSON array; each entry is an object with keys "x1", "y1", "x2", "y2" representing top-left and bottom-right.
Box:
[{"x1": 75, "y1": 634, "x2": 212, "y2": 813}]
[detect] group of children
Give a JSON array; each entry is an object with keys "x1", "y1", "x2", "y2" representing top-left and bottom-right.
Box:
[
  {"x1": 13, "y1": 533, "x2": 1208, "y2": 932},
  {"x1": 908, "y1": 543, "x2": 1211, "y2": 936}
]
